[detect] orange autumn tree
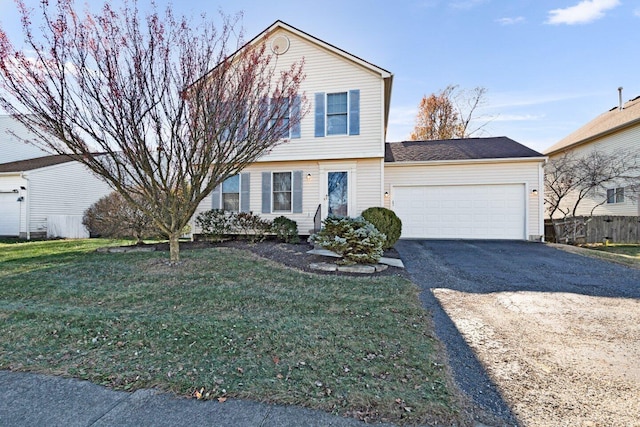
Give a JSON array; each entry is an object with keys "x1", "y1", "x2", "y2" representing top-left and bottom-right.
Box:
[
  {"x1": 0, "y1": 0, "x2": 306, "y2": 262},
  {"x1": 410, "y1": 85, "x2": 488, "y2": 140}
]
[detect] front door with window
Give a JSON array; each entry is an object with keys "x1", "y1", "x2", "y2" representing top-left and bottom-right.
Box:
[{"x1": 327, "y1": 171, "x2": 348, "y2": 217}]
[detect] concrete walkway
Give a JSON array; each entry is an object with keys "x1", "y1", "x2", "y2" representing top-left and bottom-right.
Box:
[{"x1": 0, "y1": 370, "x2": 389, "y2": 427}]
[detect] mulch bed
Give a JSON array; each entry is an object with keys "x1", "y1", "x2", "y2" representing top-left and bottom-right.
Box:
[{"x1": 151, "y1": 239, "x2": 408, "y2": 277}]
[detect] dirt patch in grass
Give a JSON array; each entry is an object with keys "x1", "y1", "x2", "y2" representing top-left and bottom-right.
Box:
[{"x1": 434, "y1": 289, "x2": 640, "y2": 427}]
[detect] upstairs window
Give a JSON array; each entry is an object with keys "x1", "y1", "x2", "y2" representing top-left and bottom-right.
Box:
[
  {"x1": 314, "y1": 90, "x2": 360, "y2": 137},
  {"x1": 326, "y1": 92, "x2": 348, "y2": 135},
  {"x1": 267, "y1": 96, "x2": 301, "y2": 139},
  {"x1": 607, "y1": 187, "x2": 625, "y2": 204}
]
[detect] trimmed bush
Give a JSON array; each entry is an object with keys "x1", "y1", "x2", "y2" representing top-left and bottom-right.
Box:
[
  {"x1": 83, "y1": 191, "x2": 159, "y2": 243},
  {"x1": 272, "y1": 216, "x2": 300, "y2": 244},
  {"x1": 310, "y1": 215, "x2": 385, "y2": 265},
  {"x1": 361, "y1": 207, "x2": 402, "y2": 250},
  {"x1": 233, "y1": 212, "x2": 272, "y2": 242},
  {"x1": 195, "y1": 209, "x2": 233, "y2": 241}
]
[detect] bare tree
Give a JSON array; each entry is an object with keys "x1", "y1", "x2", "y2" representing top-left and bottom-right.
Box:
[
  {"x1": 0, "y1": 0, "x2": 305, "y2": 262},
  {"x1": 545, "y1": 149, "x2": 640, "y2": 219},
  {"x1": 409, "y1": 84, "x2": 489, "y2": 141}
]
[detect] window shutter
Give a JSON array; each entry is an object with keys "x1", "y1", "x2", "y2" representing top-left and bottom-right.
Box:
[
  {"x1": 314, "y1": 92, "x2": 325, "y2": 137},
  {"x1": 261, "y1": 172, "x2": 271, "y2": 214},
  {"x1": 211, "y1": 184, "x2": 221, "y2": 210},
  {"x1": 291, "y1": 95, "x2": 301, "y2": 138},
  {"x1": 293, "y1": 170, "x2": 303, "y2": 213},
  {"x1": 240, "y1": 173, "x2": 250, "y2": 213},
  {"x1": 349, "y1": 89, "x2": 360, "y2": 136}
]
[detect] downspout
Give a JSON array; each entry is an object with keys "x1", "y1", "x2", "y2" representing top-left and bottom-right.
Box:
[
  {"x1": 539, "y1": 159, "x2": 547, "y2": 242},
  {"x1": 21, "y1": 172, "x2": 31, "y2": 240}
]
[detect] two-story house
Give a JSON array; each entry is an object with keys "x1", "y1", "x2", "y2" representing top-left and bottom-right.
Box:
[
  {"x1": 195, "y1": 21, "x2": 546, "y2": 241},
  {"x1": 544, "y1": 94, "x2": 640, "y2": 217}
]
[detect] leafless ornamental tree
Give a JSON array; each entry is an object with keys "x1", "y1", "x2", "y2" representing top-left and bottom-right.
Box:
[
  {"x1": 544, "y1": 149, "x2": 640, "y2": 219},
  {"x1": 0, "y1": 0, "x2": 306, "y2": 262}
]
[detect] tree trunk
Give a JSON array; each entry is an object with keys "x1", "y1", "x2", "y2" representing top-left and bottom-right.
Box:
[{"x1": 169, "y1": 231, "x2": 180, "y2": 262}]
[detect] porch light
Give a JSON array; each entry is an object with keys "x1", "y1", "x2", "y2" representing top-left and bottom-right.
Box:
[
  {"x1": 531, "y1": 189, "x2": 538, "y2": 195},
  {"x1": 306, "y1": 173, "x2": 312, "y2": 181},
  {"x1": 384, "y1": 191, "x2": 389, "y2": 198}
]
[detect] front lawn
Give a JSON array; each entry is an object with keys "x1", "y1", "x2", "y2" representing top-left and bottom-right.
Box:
[
  {"x1": 0, "y1": 240, "x2": 463, "y2": 425},
  {"x1": 588, "y1": 243, "x2": 640, "y2": 258}
]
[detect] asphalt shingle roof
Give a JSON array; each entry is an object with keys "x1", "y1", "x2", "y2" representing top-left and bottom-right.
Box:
[
  {"x1": 385, "y1": 137, "x2": 544, "y2": 163},
  {"x1": 0, "y1": 154, "x2": 76, "y2": 173},
  {"x1": 544, "y1": 95, "x2": 640, "y2": 155}
]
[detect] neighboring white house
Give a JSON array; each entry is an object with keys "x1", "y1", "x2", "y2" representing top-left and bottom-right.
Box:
[
  {"x1": 544, "y1": 95, "x2": 640, "y2": 217},
  {"x1": 0, "y1": 117, "x2": 112, "y2": 238},
  {"x1": 195, "y1": 21, "x2": 546, "y2": 241},
  {"x1": 0, "y1": 115, "x2": 51, "y2": 162}
]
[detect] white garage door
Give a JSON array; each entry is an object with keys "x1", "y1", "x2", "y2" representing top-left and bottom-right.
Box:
[
  {"x1": 0, "y1": 193, "x2": 20, "y2": 236},
  {"x1": 394, "y1": 184, "x2": 526, "y2": 240}
]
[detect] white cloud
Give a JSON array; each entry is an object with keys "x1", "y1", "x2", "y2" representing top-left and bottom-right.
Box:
[
  {"x1": 634, "y1": 8, "x2": 640, "y2": 17},
  {"x1": 546, "y1": 0, "x2": 620, "y2": 25},
  {"x1": 485, "y1": 113, "x2": 545, "y2": 122},
  {"x1": 496, "y1": 16, "x2": 525, "y2": 25}
]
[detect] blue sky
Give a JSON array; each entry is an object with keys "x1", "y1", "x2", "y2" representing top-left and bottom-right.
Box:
[{"x1": 1, "y1": 0, "x2": 638, "y2": 152}]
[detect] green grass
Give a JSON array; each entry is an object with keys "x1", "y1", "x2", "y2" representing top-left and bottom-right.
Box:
[
  {"x1": 574, "y1": 243, "x2": 640, "y2": 268},
  {"x1": 0, "y1": 239, "x2": 463, "y2": 425},
  {"x1": 588, "y1": 243, "x2": 640, "y2": 258}
]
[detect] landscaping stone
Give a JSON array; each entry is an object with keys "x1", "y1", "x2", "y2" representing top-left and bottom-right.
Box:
[
  {"x1": 337, "y1": 264, "x2": 376, "y2": 274},
  {"x1": 308, "y1": 262, "x2": 338, "y2": 272}
]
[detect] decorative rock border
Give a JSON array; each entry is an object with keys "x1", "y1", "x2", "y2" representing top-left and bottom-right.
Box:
[{"x1": 309, "y1": 262, "x2": 388, "y2": 274}]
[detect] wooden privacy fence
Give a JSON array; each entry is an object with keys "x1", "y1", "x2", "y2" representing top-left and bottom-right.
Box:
[{"x1": 547, "y1": 216, "x2": 640, "y2": 244}]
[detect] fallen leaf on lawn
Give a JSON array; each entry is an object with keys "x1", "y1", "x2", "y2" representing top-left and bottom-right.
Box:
[
  {"x1": 276, "y1": 373, "x2": 284, "y2": 379},
  {"x1": 217, "y1": 397, "x2": 227, "y2": 403},
  {"x1": 272, "y1": 356, "x2": 280, "y2": 364},
  {"x1": 236, "y1": 367, "x2": 244, "y2": 374},
  {"x1": 194, "y1": 388, "x2": 204, "y2": 399}
]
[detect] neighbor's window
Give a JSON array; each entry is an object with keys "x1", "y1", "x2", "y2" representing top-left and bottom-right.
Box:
[
  {"x1": 606, "y1": 187, "x2": 625, "y2": 204},
  {"x1": 326, "y1": 92, "x2": 348, "y2": 135},
  {"x1": 272, "y1": 172, "x2": 292, "y2": 211},
  {"x1": 222, "y1": 175, "x2": 240, "y2": 211}
]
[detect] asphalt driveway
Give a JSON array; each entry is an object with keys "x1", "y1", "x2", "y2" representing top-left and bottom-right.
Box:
[{"x1": 395, "y1": 240, "x2": 640, "y2": 426}]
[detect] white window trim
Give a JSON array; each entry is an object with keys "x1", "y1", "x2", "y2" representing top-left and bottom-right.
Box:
[
  {"x1": 325, "y1": 91, "x2": 349, "y2": 137},
  {"x1": 272, "y1": 171, "x2": 293, "y2": 213},
  {"x1": 220, "y1": 174, "x2": 241, "y2": 212},
  {"x1": 606, "y1": 187, "x2": 625, "y2": 204}
]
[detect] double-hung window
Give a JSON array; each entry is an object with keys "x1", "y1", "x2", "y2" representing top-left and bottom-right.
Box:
[
  {"x1": 314, "y1": 90, "x2": 360, "y2": 137},
  {"x1": 267, "y1": 96, "x2": 301, "y2": 139},
  {"x1": 326, "y1": 92, "x2": 348, "y2": 135},
  {"x1": 272, "y1": 172, "x2": 292, "y2": 212},
  {"x1": 222, "y1": 175, "x2": 240, "y2": 212},
  {"x1": 606, "y1": 187, "x2": 625, "y2": 204}
]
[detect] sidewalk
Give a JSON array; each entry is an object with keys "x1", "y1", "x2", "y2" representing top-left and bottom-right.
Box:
[{"x1": 0, "y1": 370, "x2": 389, "y2": 427}]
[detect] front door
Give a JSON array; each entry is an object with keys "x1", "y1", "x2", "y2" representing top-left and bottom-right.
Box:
[{"x1": 327, "y1": 171, "x2": 348, "y2": 217}]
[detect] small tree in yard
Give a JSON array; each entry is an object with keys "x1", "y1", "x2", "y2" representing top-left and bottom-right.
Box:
[{"x1": 0, "y1": 0, "x2": 305, "y2": 262}]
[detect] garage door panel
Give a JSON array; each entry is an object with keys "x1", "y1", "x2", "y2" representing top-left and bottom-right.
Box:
[
  {"x1": 0, "y1": 194, "x2": 20, "y2": 236},
  {"x1": 394, "y1": 184, "x2": 525, "y2": 240}
]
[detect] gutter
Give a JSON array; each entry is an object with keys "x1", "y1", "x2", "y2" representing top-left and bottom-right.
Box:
[
  {"x1": 20, "y1": 172, "x2": 30, "y2": 240},
  {"x1": 384, "y1": 156, "x2": 548, "y2": 167}
]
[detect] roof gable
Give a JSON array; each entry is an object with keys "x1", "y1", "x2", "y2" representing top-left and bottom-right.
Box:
[
  {"x1": 544, "y1": 95, "x2": 640, "y2": 155},
  {"x1": 385, "y1": 137, "x2": 544, "y2": 163}
]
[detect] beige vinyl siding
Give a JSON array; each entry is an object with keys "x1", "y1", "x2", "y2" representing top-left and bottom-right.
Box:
[
  {"x1": 193, "y1": 158, "x2": 383, "y2": 235},
  {"x1": 26, "y1": 162, "x2": 112, "y2": 236},
  {"x1": 384, "y1": 160, "x2": 544, "y2": 240},
  {"x1": 548, "y1": 124, "x2": 640, "y2": 217},
  {"x1": 255, "y1": 29, "x2": 385, "y2": 162}
]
